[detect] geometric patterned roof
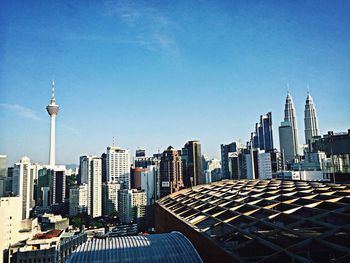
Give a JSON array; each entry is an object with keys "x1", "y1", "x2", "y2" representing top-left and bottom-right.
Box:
[
  {"x1": 158, "y1": 180, "x2": 350, "y2": 262},
  {"x1": 66, "y1": 231, "x2": 203, "y2": 263}
]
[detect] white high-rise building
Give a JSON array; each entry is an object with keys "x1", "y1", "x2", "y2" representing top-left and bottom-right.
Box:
[
  {"x1": 106, "y1": 146, "x2": 130, "y2": 189},
  {"x1": 46, "y1": 81, "x2": 59, "y2": 167},
  {"x1": 284, "y1": 91, "x2": 300, "y2": 156},
  {"x1": 118, "y1": 189, "x2": 146, "y2": 225},
  {"x1": 204, "y1": 158, "x2": 221, "y2": 183},
  {"x1": 102, "y1": 181, "x2": 121, "y2": 216},
  {"x1": 69, "y1": 185, "x2": 88, "y2": 216},
  {"x1": 79, "y1": 156, "x2": 102, "y2": 217},
  {"x1": 304, "y1": 91, "x2": 320, "y2": 147},
  {"x1": 91, "y1": 157, "x2": 102, "y2": 217},
  {"x1": 258, "y1": 151, "x2": 273, "y2": 179},
  {"x1": 0, "y1": 197, "x2": 23, "y2": 263},
  {"x1": 13, "y1": 157, "x2": 35, "y2": 219}
]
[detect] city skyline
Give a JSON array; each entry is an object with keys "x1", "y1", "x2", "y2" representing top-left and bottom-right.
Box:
[{"x1": 1, "y1": 0, "x2": 350, "y2": 165}]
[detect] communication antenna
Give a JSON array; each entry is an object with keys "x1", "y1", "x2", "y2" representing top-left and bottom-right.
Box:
[{"x1": 112, "y1": 136, "x2": 115, "y2": 146}]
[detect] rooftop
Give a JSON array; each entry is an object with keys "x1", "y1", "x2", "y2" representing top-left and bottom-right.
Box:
[
  {"x1": 32, "y1": 229, "x2": 63, "y2": 240},
  {"x1": 66, "y1": 232, "x2": 202, "y2": 263},
  {"x1": 158, "y1": 179, "x2": 350, "y2": 262}
]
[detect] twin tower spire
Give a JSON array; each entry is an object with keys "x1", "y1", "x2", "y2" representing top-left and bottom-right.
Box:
[{"x1": 281, "y1": 87, "x2": 319, "y2": 162}]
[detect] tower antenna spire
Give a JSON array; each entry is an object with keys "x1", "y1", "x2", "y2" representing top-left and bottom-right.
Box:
[
  {"x1": 287, "y1": 83, "x2": 290, "y2": 94},
  {"x1": 51, "y1": 80, "x2": 55, "y2": 102},
  {"x1": 307, "y1": 83, "x2": 310, "y2": 95}
]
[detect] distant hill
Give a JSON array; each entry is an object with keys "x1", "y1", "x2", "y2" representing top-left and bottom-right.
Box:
[{"x1": 66, "y1": 164, "x2": 79, "y2": 170}]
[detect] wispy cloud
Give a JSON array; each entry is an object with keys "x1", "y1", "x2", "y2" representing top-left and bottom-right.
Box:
[
  {"x1": 0, "y1": 103, "x2": 80, "y2": 135},
  {"x1": 103, "y1": 0, "x2": 179, "y2": 54},
  {"x1": 61, "y1": 123, "x2": 80, "y2": 135},
  {"x1": 0, "y1": 103, "x2": 45, "y2": 122}
]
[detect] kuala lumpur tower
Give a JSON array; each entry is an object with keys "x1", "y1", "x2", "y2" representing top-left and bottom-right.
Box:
[{"x1": 46, "y1": 80, "x2": 59, "y2": 166}]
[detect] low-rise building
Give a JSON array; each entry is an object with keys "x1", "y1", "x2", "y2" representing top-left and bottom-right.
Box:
[{"x1": 10, "y1": 229, "x2": 87, "y2": 263}]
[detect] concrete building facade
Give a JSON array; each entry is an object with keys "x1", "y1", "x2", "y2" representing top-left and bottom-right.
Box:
[{"x1": 106, "y1": 146, "x2": 130, "y2": 189}]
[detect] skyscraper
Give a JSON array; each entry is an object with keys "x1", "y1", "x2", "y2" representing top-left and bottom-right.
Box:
[
  {"x1": 249, "y1": 113, "x2": 274, "y2": 152},
  {"x1": 102, "y1": 181, "x2": 121, "y2": 216},
  {"x1": 0, "y1": 155, "x2": 6, "y2": 177},
  {"x1": 118, "y1": 189, "x2": 147, "y2": 228},
  {"x1": 284, "y1": 91, "x2": 300, "y2": 156},
  {"x1": 79, "y1": 156, "x2": 102, "y2": 217},
  {"x1": 279, "y1": 121, "x2": 295, "y2": 164},
  {"x1": 69, "y1": 185, "x2": 88, "y2": 216},
  {"x1": 0, "y1": 155, "x2": 6, "y2": 197},
  {"x1": 46, "y1": 81, "x2": 59, "y2": 167},
  {"x1": 220, "y1": 142, "x2": 238, "y2": 179},
  {"x1": 304, "y1": 91, "x2": 320, "y2": 147},
  {"x1": 13, "y1": 157, "x2": 34, "y2": 219},
  {"x1": 182, "y1": 140, "x2": 202, "y2": 186},
  {"x1": 159, "y1": 146, "x2": 183, "y2": 197},
  {"x1": 50, "y1": 168, "x2": 66, "y2": 206},
  {"x1": 106, "y1": 146, "x2": 130, "y2": 189},
  {"x1": 260, "y1": 112, "x2": 274, "y2": 151}
]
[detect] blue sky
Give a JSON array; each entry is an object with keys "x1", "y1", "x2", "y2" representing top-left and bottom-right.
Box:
[{"x1": 1, "y1": 0, "x2": 349, "y2": 166}]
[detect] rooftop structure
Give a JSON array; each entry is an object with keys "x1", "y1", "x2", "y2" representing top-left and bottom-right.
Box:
[
  {"x1": 66, "y1": 232, "x2": 203, "y2": 263},
  {"x1": 156, "y1": 179, "x2": 350, "y2": 263},
  {"x1": 10, "y1": 230, "x2": 87, "y2": 263}
]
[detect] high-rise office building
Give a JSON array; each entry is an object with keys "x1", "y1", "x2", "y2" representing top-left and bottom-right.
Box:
[
  {"x1": 13, "y1": 157, "x2": 35, "y2": 219},
  {"x1": 0, "y1": 155, "x2": 6, "y2": 177},
  {"x1": 182, "y1": 140, "x2": 202, "y2": 186},
  {"x1": 106, "y1": 146, "x2": 130, "y2": 189},
  {"x1": 279, "y1": 121, "x2": 296, "y2": 165},
  {"x1": 135, "y1": 149, "x2": 146, "y2": 158},
  {"x1": 79, "y1": 156, "x2": 102, "y2": 217},
  {"x1": 204, "y1": 158, "x2": 221, "y2": 183},
  {"x1": 261, "y1": 112, "x2": 274, "y2": 151},
  {"x1": 220, "y1": 142, "x2": 238, "y2": 179},
  {"x1": 91, "y1": 157, "x2": 102, "y2": 217},
  {"x1": 252, "y1": 112, "x2": 274, "y2": 151},
  {"x1": 284, "y1": 91, "x2": 300, "y2": 155},
  {"x1": 46, "y1": 81, "x2": 59, "y2": 167},
  {"x1": 101, "y1": 153, "x2": 107, "y2": 183},
  {"x1": 304, "y1": 91, "x2": 320, "y2": 148},
  {"x1": 0, "y1": 197, "x2": 23, "y2": 263},
  {"x1": 140, "y1": 165, "x2": 157, "y2": 205},
  {"x1": 69, "y1": 185, "x2": 88, "y2": 216},
  {"x1": 228, "y1": 152, "x2": 243, "y2": 180},
  {"x1": 130, "y1": 167, "x2": 146, "y2": 189},
  {"x1": 159, "y1": 146, "x2": 183, "y2": 197},
  {"x1": 118, "y1": 189, "x2": 146, "y2": 228},
  {"x1": 0, "y1": 155, "x2": 6, "y2": 197},
  {"x1": 102, "y1": 182, "x2": 121, "y2": 216},
  {"x1": 50, "y1": 168, "x2": 66, "y2": 206},
  {"x1": 257, "y1": 150, "x2": 273, "y2": 179}
]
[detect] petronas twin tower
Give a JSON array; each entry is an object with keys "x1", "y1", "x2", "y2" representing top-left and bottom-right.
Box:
[
  {"x1": 279, "y1": 88, "x2": 320, "y2": 164},
  {"x1": 304, "y1": 92, "x2": 320, "y2": 147}
]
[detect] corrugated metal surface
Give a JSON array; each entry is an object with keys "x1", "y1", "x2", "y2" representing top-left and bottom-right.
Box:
[{"x1": 66, "y1": 232, "x2": 203, "y2": 263}]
